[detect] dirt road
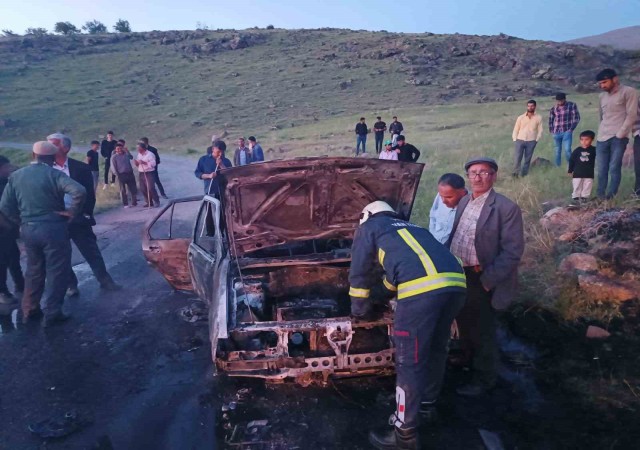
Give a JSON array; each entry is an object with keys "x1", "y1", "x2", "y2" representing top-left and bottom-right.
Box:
[{"x1": 0, "y1": 147, "x2": 627, "y2": 449}]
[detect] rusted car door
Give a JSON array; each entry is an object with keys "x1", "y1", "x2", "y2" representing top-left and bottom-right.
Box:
[
  {"x1": 142, "y1": 196, "x2": 202, "y2": 291},
  {"x1": 188, "y1": 196, "x2": 223, "y2": 303}
]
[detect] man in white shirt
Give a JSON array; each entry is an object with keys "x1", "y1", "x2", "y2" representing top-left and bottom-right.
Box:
[
  {"x1": 512, "y1": 99, "x2": 543, "y2": 177},
  {"x1": 134, "y1": 142, "x2": 160, "y2": 208},
  {"x1": 378, "y1": 140, "x2": 398, "y2": 161},
  {"x1": 429, "y1": 173, "x2": 467, "y2": 244}
]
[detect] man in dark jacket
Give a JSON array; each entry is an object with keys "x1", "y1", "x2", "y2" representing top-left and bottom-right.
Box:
[
  {"x1": 100, "y1": 130, "x2": 117, "y2": 188},
  {"x1": 373, "y1": 116, "x2": 387, "y2": 153},
  {"x1": 140, "y1": 137, "x2": 167, "y2": 199},
  {"x1": 233, "y1": 137, "x2": 252, "y2": 166},
  {"x1": 0, "y1": 156, "x2": 25, "y2": 304},
  {"x1": 248, "y1": 136, "x2": 264, "y2": 162},
  {"x1": 349, "y1": 201, "x2": 466, "y2": 450},
  {"x1": 389, "y1": 116, "x2": 404, "y2": 146},
  {"x1": 0, "y1": 141, "x2": 86, "y2": 326},
  {"x1": 48, "y1": 133, "x2": 122, "y2": 296},
  {"x1": 355, "y1": 117, "x2": 368, "y2": 155},
  {"x1": 394, "y1": 135, "x2": 421, "y2": 162},
  {"x1": 448, "y1": 157, "x2": 524, "y2": 397},
  {"x1": 195, "y1": 140, "x2": 232, "y2": 196}
]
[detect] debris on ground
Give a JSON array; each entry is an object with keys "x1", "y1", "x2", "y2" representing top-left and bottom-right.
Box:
[
  {"x1": 178, "y1": 303, "x2": 207, "y2": 322},
  {"x1": 28, "y1": 410, "x2": 85, "y2": 439},
  {"x1": 225, "y1": 420, "x2": 271, "y2": 447}
]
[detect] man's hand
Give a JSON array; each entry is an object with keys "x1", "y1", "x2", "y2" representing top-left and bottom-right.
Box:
[
  {"x1": 450, "y1": 319, "x2": 459, "y2": 339},
  {"x1": 56, "y1": 210, "x2": 74, "y2": 222}
]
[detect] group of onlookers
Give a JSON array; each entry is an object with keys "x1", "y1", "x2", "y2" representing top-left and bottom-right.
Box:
[
  {"x1": 97, "y1": 132, "x2": 168, "y2": 208},
  {"x1": 511, "y1": 68, "x2": 639, "y2": 203},
  {"x1": 0, "y1": 133, "x2": 123, "y2": 327},
  {"x1": 355, "y1": 116, "x2": 421, "y2": 163},
  {"x1": 194, "y1": 135, "x2": 264, "y2": 195}
]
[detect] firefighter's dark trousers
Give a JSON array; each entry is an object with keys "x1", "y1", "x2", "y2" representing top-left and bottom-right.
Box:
[{"x1": 392, "y1": 290, "x2": 466, "y2": 429}]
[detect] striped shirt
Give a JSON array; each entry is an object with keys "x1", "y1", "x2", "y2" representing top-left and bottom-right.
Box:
[
  {"x1": 548, "y1": 101, "x2": 580, "y2": 134},
  {"x1": 449, "y1": 190, "x2": 492, "y2": 266}
]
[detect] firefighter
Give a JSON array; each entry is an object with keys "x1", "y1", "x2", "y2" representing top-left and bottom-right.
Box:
[{"x1": 349, "y1": 201, "x2": 466, "y2": 450}]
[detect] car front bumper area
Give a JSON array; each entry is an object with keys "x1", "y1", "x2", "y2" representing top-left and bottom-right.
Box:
[{"x1": 217, "y1": 314, "x2": 395, "y2": 385}]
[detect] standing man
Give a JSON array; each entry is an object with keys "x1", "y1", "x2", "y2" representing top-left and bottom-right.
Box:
[
  {"x1": 48, "y1": 134, "x2": 122, "y2": 296},
  {"x1": 349, "y1": 201, "x2": 466, "y2": 450},
  {"x1": 373, "y1": 116, "x2": 387, "y2": 154},
  {"x1": 194, "y1": 140, "x2": 232, "y2": 196},
  {"x1": 86, "y1": 140, "x2": 101, "y2": 191},
  {"x1": 111, "y1": 143, "x2": 138, "y2": 207},
  {"x1": 0, "y1": 156, "x2": 25, "y2": 304},
  {"x1": 139, "y1": 137, "x2": 168, "y2": 199},
  {"x1": 596, "y1": 68, "x2": 638, "y2": 199},
  {"x1": 549, "y1": 93, "x2": 581, "y2": 167},
  {"x1": 0, "y1": 142, "x2": 86, "y2": 327},
  {"x1": 355, "y1": 117, "x2": 369, "y2": 155},
  {"x1": 429, "y1": 173, "x2": 467, "y2": 244},
  {"x1": 248, "y1": 136, "x2": 264, "y2": 162},
  {"x1": 394, "y1": 135, "x2": 421, "y2": 162},
  {"x1": 448, "y1": 157, "x2": 524, "y2": 397},
  {"x1": 100, "y1": 130, "x2": 117, "y2": 189},
  {"x1": 135, "y1": 142, "x2": 160, "y2": 208},
  {"x1": 512, "y1": 100, "x2": 543, "y2": 177},
  {"x1": 389, "y1": 116, "x2": 404, "y2": 146},
  {"x1": 233, "y1": 137, "x2": 252, "y2": 166}
]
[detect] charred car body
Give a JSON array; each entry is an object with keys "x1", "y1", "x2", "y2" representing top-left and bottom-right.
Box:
[{"x1": 143, "y1": 157, "x2": 424, "y2": 384}]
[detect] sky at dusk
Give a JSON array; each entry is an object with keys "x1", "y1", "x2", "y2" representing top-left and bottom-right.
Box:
[{"x1": 1, "y1": 0, "x2": 637, "y2": 42}]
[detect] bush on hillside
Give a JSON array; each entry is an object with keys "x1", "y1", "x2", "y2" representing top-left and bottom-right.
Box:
[
  {"x1": 83, "y1": 20, "x2": 107, "y2": 34},
  {"x1": 2, "y1": 29, "x2": 18, "y2": 37},
  {"x1": 266, "y1": 24, "x2": 274, "y2": 30},
  {"x1": 54, "y1": 21, "x2": 79, "y2": 35},
  {"x1": 114, "y1": 19, "x2": 131, "y2": 33},
  {"x1": 24, "y1": 27, "x2": 48, "y2": 37}
]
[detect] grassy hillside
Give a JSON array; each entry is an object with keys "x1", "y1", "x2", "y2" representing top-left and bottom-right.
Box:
[{"x1": 1, "y1": 28, "x2": 639, "y2": 149}]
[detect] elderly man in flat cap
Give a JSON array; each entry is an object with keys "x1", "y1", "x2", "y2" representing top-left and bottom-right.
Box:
[
  {"x1": 0, "y1": 141, "x2": 86, "y2": 327},
  {"x1": 447, "y1": 157, "x2": 524, "y2": 397}
]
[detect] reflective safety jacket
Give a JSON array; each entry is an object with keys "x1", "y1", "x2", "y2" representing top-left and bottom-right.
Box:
[{"x1": 348, "y1": 214, "x2": 466, "y2": 301}]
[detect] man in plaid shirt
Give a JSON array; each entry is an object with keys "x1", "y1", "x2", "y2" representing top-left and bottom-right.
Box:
[{"x1": 549, "y1": 93, "x2": 581, "y2": 167}]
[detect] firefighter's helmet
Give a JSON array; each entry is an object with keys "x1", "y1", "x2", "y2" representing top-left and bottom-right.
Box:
[{"x1": 359, "y1": 201, "x2": 395, "y2": 225}]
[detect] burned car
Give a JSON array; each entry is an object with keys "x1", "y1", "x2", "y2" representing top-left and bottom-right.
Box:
[{"x1": 143, "y1": 157, "x2": 424, "y2": 384}]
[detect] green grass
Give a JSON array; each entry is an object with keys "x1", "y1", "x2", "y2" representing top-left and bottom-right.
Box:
[{"x1": 0, "y1": 147, "x2": 121, "y2": 211}]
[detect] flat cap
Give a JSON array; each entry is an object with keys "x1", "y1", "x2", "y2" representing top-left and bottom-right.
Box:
[
  {"x1": 46, "y1": 132, "x2": 66, "y2": 141},
  {"x1": 464, "y1": 157, "x2": 498, "y2": 171},
  {"x1": 33, "y1": 141, "x2": 58, "y2": 156}
]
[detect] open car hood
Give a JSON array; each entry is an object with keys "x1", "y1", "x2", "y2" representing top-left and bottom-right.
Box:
[{"x1": 221, "y1": 157, "x2": 424, "y2": 257}]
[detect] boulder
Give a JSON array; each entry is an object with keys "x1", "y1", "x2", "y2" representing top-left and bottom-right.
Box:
[
  {"x1": 559, "y1": 253, "x2": 598, "y2": 274},
  {"x1": 578, "y1": 274, "x2": 640, "y2": 303}
]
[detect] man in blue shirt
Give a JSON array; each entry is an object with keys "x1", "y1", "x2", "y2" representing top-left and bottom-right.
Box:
[
  {"x1": 248, "y1": 136, "x2": 264, "y2": 162},
  {"x1": 233, "y1": 137, "x2": 252, "y2": 166},
  {"x1": 194, "y1": 140, "x2": 232, "y2": 196},
  {"x1": 428, "y1": 173, "x2": 467, "y2": 244}
]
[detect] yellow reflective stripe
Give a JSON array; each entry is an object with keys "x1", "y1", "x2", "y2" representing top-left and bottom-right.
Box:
[
  {"x1": 398, "y1": 281, "x2": 467, "y2": 299},
  {"x1": 455, "y1": 256, "x2": 464, "y2": 269},
  {"x1": 383, "y1": 277, "x2": 397, "y2": 291},
  {"x1": 349, "y1": 287, "x2": 370, "y2": 298},
  {"x1": 397, "y1": 229, "x2": 437, "y2": 276},
  {"x1": 397, "y1": 273, "x2": 467, "y2": 300},
  {"x1": 378, "y1": 248, "x2": 386, "y2": 268},
  {"x1": 399, "y1": 272, "x2": 466, "y2": 289}
]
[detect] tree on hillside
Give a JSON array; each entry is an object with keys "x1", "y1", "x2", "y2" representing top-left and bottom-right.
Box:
[
  {"x1": 54, "y1": 21, "x2": 79, "y2": 35},
  {"x1": 113, "y1": 19, "x2": 131, "y2": 33},
  {"x1": 2, "y1": 29, "x2": 18, "y2": 37},
  {"x1": 25, "y1": 27, "x2": 48, "y2": 37},
  {"x1": 83, "y1": 20, "x2": 107, "y2": 34}
]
